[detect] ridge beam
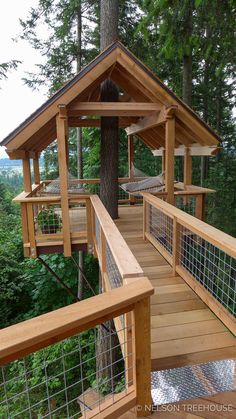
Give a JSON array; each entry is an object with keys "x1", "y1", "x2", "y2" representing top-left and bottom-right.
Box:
[
  {"x1": 126, "y1": 106, "x2": 177, "y2": 136},
  {"x1": 68, "y1": 102, "x2": 162, "y2": 117}
]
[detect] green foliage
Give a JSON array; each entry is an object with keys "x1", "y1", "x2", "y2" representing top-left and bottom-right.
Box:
[{"x1": 37, "y1": 208, "x2": 62, "y2": 234}]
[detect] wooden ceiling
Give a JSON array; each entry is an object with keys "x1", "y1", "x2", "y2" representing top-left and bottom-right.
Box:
[{"x1": 1, "y1": 41, "x2": 220, "y2": 158}]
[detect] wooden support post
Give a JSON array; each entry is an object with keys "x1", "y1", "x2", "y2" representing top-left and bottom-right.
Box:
[
  {"x1": 172, "y1": 217, "x2": 180, "y2": 275},
  {"x1": 56, "y1": 105, "x2": 71, "y2": 257},
  {"x1": 21, "y1": 203, "x2": 30, "y2": 257},
  {"x1": 128, "y1": 135, "x2": 134, "y2": 179},
  {"x1": 27, "y1": 203, "x2": 37, "y2": 258},
  {"x1": 134, "y1": 297, "x2": 152, "y2": 416},
  {"x1": 125, "y1": 311, "x2": 134, "y2": 387},
  {"x1": 195, "y1": 194, "x2": 204, "y2": 220},
  {"x1": 184, "y1": 147, "x2": 192, "y2": 187},
  {"x1": 162, "y1": 148, "x2": 165, "y2": 178},
  {"x1": 165, "y1": 116, "x2": 175, "y2": 205},
  {"x1": 128, "y1": 134, "x2": 135, "y2": 205},
  {"x1": 33, "y1": 154, "x2": 40, "y2": 185},
  {"x1": 100, "y1": 229, "x2": 106, "y2": 291},
  {"x1": 86, "y1": 198, "x2": 93, "y2": 251},
  {"x1": 22, "y1": 158, "x2": 32, "y2": 193}
]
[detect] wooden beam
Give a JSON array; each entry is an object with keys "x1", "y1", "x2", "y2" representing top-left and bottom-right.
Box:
[
  {"x1": 8, "y1": 150, "x2": 38, "y2": 160},
  {"x1": 68, "y1": 117, "x2": 138, "y2": 128},
  {"x1": 152, "y1": 145, "x2": 219, "y2": 157},
  {"x1": 165, "y1": 116, "x2": 175, "y2": 205},
  {"x1": 184, "y1": 147, "x2": 192, "y2": 186},
  {"x1": 22, "y1": 158, "x2": 32, "y2": 192},
  {"x1": 128, "y1": 135, "x2": 134, "y2": 179},
  {"x1": 125, "y1": 107, "x2": 166, "y2": 136},
  {"x1": 33, "y1": 154, "x2": 40, "y2": 185},
  {"x1": 68, "y1": 102, "x2": 162, "y2": 117},
  {"x1": 56, "y1": 106, "x2": 71, "y2": 257}
]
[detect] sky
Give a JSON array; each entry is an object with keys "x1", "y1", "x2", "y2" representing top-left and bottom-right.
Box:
[{"x1": 0, "y1": 0, "x2": 47, "y2": 158}]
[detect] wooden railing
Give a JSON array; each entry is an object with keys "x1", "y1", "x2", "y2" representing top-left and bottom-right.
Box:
[
  {"x1": 0, "y1": 278, "x2": 154, "y2": 418},
  {"x1": 143, "y1": 192, "x2": 236, "y2": 335},
  {"x1": 14, "y1": 179, "x2": 213, "y2": 257},
  {"x1": 13, "y1": 187, "x2": 92, "y2": 257}
]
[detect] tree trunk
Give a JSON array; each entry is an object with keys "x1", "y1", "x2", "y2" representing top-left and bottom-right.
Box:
[
  {"x1": 100, "y1": 0, "x2": 119, "y2": 51},
  {"x1": 100, "y1": 80, "x2": 119, "y2": 219},
  {"x1": 183, "y1": 54, "x2": 192, "y2": 106},
  {"x1": 201, "y1": 57, "x2": 210, "y2": 185},
  {"x1": 96, "y1": 0, "x2": 120, "y2": 390},
  {"x1": 76, "y1": 2, "x2": 84, "y2": 297},
  {"x1": 182, "y1": 0, "x2": 193, "y2": 106},
  {"x1": 100, "y1": 0, "x2": 119, "y2": 219}
]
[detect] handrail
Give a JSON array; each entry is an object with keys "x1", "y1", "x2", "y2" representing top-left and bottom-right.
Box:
[
  {"x1": 0, "y1": 278, "x2": 153, "y2": 417},
  {"x1": 90, "y1": 195, "x2": 144, "y2": 281},
  {"x1": 142, "y1": 192, "x2": 236, "y2": 335},
  {"x1": 0, "y1": 277, "x2": 152, "y2": 366},
  {"x1": 142, "y1": 192, "x2": 236, "y2": 259}
]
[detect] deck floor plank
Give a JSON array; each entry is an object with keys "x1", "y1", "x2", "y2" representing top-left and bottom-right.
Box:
[{"x1": 116, "y1": 206, "x2": 236, "y2": 371}]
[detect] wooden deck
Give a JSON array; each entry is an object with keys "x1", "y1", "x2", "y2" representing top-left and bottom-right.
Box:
[
  {"x1": 119, "y1": 391, "x2": 236, "y2": 418},
  {"x1": 115, "y1": 206, "x2": 236, "y2": 371}
]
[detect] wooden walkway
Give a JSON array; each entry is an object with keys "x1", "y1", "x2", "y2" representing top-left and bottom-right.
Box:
[{"x1": 115, "y1": 206, "x2": 236, "y2": 371}]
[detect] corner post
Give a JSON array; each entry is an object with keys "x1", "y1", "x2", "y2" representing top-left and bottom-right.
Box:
[
  {"x1": 56, "y1": 105, "x2": 71, "y2": 257},
  {"x1": 184, "y1": 147, "x2": 192, "y2": 187},
  {"x1": 33, "y1": 153, "x2": 41, "y2": 185},
  {"x1": 22, "y1": 156, "x2": 32, "y2": 193},
  {"x1": 134, "y1": 297, "x2": 152, "y2": 416},
  {"x1": 165, "y1": 110, "x2": 175, "y2": 205},
  {"x1": 128, "y1": 134, "x2": 135, "y2": 204}
]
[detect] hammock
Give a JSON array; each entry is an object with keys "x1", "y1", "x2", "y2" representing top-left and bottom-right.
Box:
[
  {"x1": 120, "y1": 173, "x2": 165, "y2": 197},
  {"x1": 41, "y1": 173, "x2": 88, "y2": 196}
]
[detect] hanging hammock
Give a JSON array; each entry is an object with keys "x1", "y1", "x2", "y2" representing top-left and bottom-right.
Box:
[
  {"x1": 41, "y1": 173, "x2": 88, "y2": 195},
  {"x1": 120, "y1": 171, "x2": 165, "y2": 197}
]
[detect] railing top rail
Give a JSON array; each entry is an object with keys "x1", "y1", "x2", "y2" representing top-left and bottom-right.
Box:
[
  {"x1": 0, "y1": 277, "x2": 152, "y2": 366},
  {"x1": 90, "y1": 195, "x2": 144, "y2": 280},
  {"x1": 175, "y1": 182, "x2": 216, "y2": 194},
  {"x1": 142, "y1": 192, "x2": 236, "y2": 259}
]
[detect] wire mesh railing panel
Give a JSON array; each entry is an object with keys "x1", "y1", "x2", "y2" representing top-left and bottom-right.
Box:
[
  {"x1": 118, "y1": 187, "x2": 129, "y2": 201},
  {"x1": 34, "y1": 204, "x2": 62, "y2": 236},
  {"x1": 175, "y1": 196, "x2": 196, "y2": 216},
  {"x1": 95, "y1": 213, "x2": 101, "y2": 254},
  {"x1": 149, "y1": 205, "x2": 173, "y2": 255},
  {"x1": 106, "y1": 243, "x2": 123, "y2": 289},
  {"x1": 69, "y1": 202, "x2": 86, "y2": 234},
  {"x1": 0, "y1": 321, "x2": 133, "y2": 418},
  {"x1": 179, "y1": 224, "x2": 236, "y2": 317}
]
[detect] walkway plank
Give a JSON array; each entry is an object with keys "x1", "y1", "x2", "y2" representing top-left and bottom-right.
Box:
[{"x1": 116, "y1": 206, "x2": 236, "y2": 371}]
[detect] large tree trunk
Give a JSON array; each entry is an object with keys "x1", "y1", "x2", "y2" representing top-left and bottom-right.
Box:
[
  {"x1": 96, "y1": 0, "x2": 119, "y2": 388},
  {"x1": 182, "y1": 0, "x2": 193, "y2": 106},
  {"x1": 76, "y1": 2, "x2": 84, "y2": 299},
  {"x1": 100, "y1": 80, "x2": 119, "y2": 219},
  {"x1": 201, "y1": 57, "x2": 210, "y2": 185},
  {"x1": 183, "y1": 54, "x2": 192, "y2": 105},
  {"x1": 100, "y1": 0, "x2": 119, "y2": 220},
  {"x1": 100, "y1": 0, "x2": 119, "y2": 51}
]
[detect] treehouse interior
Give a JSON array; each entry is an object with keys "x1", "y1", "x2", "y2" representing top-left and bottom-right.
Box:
[{"x1": 0, "y1": 42, "x2": 235, "y2": 418}]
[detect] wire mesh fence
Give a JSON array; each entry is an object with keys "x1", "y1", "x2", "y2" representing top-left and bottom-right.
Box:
[
  {"x1": 34, "y1": 204, "x2": 62, "y2": 236},
  {"x1": 179, "y1": 224, "x2": 236, "y2": 317},
  {"x1": 0, "y1": 321, "x2": 133, "y2": 419},
  {"x1": 95, "y1": 213, "x2": 101, "y2": 255},
  {"x1": 106, "y1": 243, "x2": 123, "y2": 289},
  {"x1": 175, "y1": 196, "x2": 196, "y2": 216},
  {"x1": 149, "y1": 205, "x2": 173, "y2": 255}
]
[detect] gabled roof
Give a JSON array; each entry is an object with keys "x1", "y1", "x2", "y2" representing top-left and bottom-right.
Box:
[{"x1": 1, "y1": 41, "x2": 220, "y2": 157}]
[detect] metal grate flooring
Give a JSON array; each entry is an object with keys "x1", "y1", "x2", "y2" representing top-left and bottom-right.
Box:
[{"x1": 151, "y1": 359, "x2": 236, "y2": 405}]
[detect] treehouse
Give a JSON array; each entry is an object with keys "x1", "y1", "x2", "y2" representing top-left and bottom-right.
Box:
[{"x1": 0, "y1": 42, "x2": 235, "y2": 418}]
